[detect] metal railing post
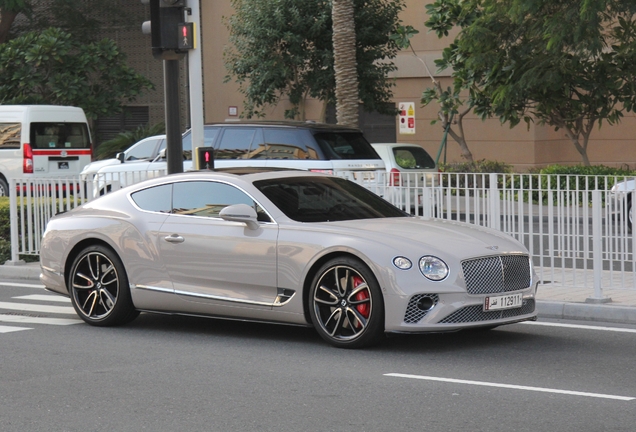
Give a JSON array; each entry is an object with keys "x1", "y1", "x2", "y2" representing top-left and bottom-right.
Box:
[
  {"x1": 489, "y1": 173, "x2": 501, "y2": 231},
  {"x1": 587, "y1": 190, "x2": 611, "y2": 303},
  {"x1": 7, "y1": 178, "x2": 24, "y2": 265}
]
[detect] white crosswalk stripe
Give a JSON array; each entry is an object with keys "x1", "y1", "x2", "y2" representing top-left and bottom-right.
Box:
[
  {"x1": 0, "y1": 325, "x2": 31, "y2": 333},
  {"x1": 0, "y1": 292, "x2": 82, "y2": 334}
]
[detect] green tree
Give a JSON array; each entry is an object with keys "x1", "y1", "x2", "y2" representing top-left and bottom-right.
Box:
[
  {"x1": 0, "y1": 28, "x2": 154, "y2": 120},
  {"x1": 224, "y1": 0, "x2": 404, "y2": 122},
  {"x1": 428, "y1": 0, "x2": 636, "y2": 166},
  {"x1": 0, "y1": 0, "x2": 29, "y2": 43}
]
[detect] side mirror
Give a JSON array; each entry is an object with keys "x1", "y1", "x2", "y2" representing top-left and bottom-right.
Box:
[
  {"x1": 219, "y1": 204, "x2": 259, "y2": 230},
  {"x1": 116, "y1": 152, "x2": 125, "y2": 163}
]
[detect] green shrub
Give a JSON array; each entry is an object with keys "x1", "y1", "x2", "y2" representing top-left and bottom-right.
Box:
[{"x1": 440, "y1": 159, "x2": 513, "y2": 174}]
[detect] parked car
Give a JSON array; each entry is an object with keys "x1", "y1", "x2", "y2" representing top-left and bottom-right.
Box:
[
  {"x1": 372, "y1": 143, "x2": 439, "y2": 211},
  {"x1": 88, "y1": 121, "x2": 385, "y2": 196},
  {"x1": 0, "y1": 105, "x2": 92, "y2": 196},
  {"x1": 80, "y1": 135, "x2": 167, "y2": 180},
  {"x1": 40, "y1": 169, "x2": 538, "y2": 348},
  {"x1": 609, "y1": 179, "x2": 636, "y2": 231}
]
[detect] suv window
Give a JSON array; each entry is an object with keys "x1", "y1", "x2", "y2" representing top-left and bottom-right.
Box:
[
  {"x1": 262, "y1": 129, "x2": 320, "y2": 160},
  {"x1": 216, "y1": 128, "x2": 258, "y2": 159},
  {"x1": 313, "y1": 132, "x2": 379, "y2": 160},
  {"x1": 182, "y1": 127, "x2": 219, "y2": 153}
]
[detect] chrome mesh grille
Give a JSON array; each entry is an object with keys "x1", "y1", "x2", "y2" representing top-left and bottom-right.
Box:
[
  {"x1": 438, "y1": 299, "x2": 535, "y2": 324},
  {"x1": 462, "y1": 255, "x2": 531, "y2": 295},
  {"x1": 404, "y1": 294, "x2": 439, "y2": 324}
]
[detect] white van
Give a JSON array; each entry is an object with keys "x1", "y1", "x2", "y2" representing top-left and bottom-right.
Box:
[{"x1": 0, "y1": 105, "x2": 93, "y2": 196}]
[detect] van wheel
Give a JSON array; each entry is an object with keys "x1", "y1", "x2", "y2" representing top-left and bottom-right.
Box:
[{"x1": 0, "y1": 178, "x2": 8, "y2": 197}]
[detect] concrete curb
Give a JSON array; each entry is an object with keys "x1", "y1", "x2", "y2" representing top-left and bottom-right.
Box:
[
  {"x1": 0, "y1": 263, "x2": 41, "y2": 280},
  {"x1": 536, "y1": 300, "x2": 636, "y2": 325}
]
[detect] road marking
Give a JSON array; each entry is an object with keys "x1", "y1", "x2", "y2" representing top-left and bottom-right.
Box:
[
  {"x1": 0, "y1": 325, "x2": 32, "y2": 333},
  {"x1": 13, "y1": 294, "x2": 71, "y2": 303},
  {"x1": 0, "y1": 314, "x2": 81, "y2": 326},
  {"x1": 384, "y1": 373, "x2": 635, "y2": 401},
  {"x1": 521, "y1": 321, "x2": 636, "y2": 334},
  {"x1": 0, "y1": 282, "x2": 44, "y2": 289},
  {"x1": 0, "y1": 302, "x2": 75, "y2": 315}
]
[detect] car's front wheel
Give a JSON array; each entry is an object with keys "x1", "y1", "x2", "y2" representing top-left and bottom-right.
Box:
[
  {"x1": 309, "y1": 257, "x2": 384, "y2": 348},
  {"x1": 68, "y1": 245, "x2": 139, "y2": 326}
]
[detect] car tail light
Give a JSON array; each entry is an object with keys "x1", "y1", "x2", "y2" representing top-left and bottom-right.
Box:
[
  {"x1": 310, "y1": 169, "x2": 333, "y2": 175},
  {"x1": 23, "y1": 143, "x2": 33, "y2": 174},
  {"x1": 389, "y1": 168, "x2": 401, "y2": 186}
]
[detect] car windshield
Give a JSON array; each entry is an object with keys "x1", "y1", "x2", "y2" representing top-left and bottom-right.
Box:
[{"x1": 254, "y1": 176, "x2": 408, "y2": 222}]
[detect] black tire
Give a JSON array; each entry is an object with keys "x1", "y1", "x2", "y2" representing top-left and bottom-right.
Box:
[
  {"x1": 68, "y1": 245, "x2": 139, "y2": 326},
  {"x1": 308, "y1": 257, "x2": 384, "y2": 348},
  {"x1": 0, "y1": 177, "x2": 8, "y2": 197}
]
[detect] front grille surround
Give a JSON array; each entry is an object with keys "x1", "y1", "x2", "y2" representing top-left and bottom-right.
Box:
[
  {"x1": 461, "y1": 254, "x2": 531, "y2": 295},
  {"x1": 438, "y1": 299, "x2": 535, "y2": 324}
]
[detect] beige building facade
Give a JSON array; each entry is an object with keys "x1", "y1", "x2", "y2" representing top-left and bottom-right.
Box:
[{"x1": 127, "y1": 1, "x2": 636, "y2": 171}]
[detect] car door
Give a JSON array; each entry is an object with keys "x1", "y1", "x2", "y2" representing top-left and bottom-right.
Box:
[{"x1": 157, "y1": 180, "x2": 278, "y2": 310}]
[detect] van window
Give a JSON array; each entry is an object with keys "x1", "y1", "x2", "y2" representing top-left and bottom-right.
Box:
[
  {"x1": 262, "y1": 129, "x2": 320, "y2": 160},
  {"x1": 392, "y1": 146, "x2": 436, "y2": 170},
  {"x1": 0, "y1": 123, "x2": 21, "y2": 149},
  {"x1": 313, "y1": 132, "x2": 379, "y2": 160},
  {"x1": 30, "y1": 123, "x2": 90, "y2": 149}
]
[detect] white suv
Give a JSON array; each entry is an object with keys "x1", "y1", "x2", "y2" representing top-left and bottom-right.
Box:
[{"x1": 87, "y1": 122, "x2": 385, "y2": 196}]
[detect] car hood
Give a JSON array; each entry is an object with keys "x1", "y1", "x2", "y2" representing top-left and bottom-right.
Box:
[{"x1": 313, "y1": 217, "x2": 527, "y2": 260}]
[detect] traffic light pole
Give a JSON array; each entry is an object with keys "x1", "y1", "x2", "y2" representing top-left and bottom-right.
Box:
[{"x1": 164, "y1": 59, "x2": 183, "y2": 174}]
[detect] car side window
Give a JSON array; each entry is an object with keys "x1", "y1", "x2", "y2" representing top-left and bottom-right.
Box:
[
  {"x1": 181, "y1": 127, "x2": 219, "y2": 152},
  {"x1": 126, "y1": 138, "x2": 161, "y2": 161},
  {"x1": 130, "y1": 184, "x2": 173, "y2": 213},
  {"x1": 262, "y1": 129, "x2": 319, "y2": 160},
  {"x1": 215, "y1": 128, "x2": 258, "y2": 159},
  {"x1": 171, "y1": 181, "x2": 270, "y2": 221}
]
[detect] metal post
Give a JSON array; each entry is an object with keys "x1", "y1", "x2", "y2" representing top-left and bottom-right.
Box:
[
  {"x1": 587, "y1": 190, "x2": 611, "y2": 303},
  {"x1": 188, "y1": 0, "x2": 205, "y2": 170},
  {"x1": 489, "y1": 173, "x2": 501, "y2": 231},
  {"x1": 164, "y1": 59, "x2": 183, "y2": 174}
]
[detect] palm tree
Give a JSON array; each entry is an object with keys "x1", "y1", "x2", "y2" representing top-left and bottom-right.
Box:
[{"x1": 332, "y1": 0, "x2": 359, "y2": 127}]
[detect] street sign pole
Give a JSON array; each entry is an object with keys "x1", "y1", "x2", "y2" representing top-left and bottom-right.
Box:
[{"x1": 164, "y1": 59, "x2": 183, "y2": 174}]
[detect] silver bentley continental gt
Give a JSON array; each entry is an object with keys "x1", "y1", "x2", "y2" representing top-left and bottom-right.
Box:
[{"x1": 40, "y1": 169, "x2": 538, "y2": 348}]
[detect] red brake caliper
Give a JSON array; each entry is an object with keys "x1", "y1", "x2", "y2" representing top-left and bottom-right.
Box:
[{"x1": 352, "y1": 276, "x2": 370, "y2": 328}]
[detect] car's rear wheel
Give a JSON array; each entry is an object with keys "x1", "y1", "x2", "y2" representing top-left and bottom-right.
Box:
[
  {"x1": 68, "y1": 245, "x2": 139, "y2": 326},
  {"x1": 309, "y1": 257, "x2": 384, "y2": 348}
]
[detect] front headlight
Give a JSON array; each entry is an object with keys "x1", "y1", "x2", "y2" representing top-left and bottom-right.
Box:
[{"x1": 419, "y1": 256, "x2": 449, "y2": 281}]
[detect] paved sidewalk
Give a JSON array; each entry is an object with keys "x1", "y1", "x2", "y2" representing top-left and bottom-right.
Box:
[{"x1": 3, "y1": 261, "x2": 636, "y2": 325}]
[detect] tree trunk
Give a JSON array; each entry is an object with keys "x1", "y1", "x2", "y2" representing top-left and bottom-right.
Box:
[
  {"x1": 0, "y1": 9, "x2": 18, "y2": 44},
  {"x1": 332, "y1": 0, "x2": 359, "y2": 128}
]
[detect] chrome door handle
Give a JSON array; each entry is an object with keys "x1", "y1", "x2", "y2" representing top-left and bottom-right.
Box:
[{"x1": 164, "y1": 234, "x2": 185, "y2": 243}]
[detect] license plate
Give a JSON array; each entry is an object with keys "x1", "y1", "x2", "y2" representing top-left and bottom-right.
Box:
[
  {"x1": 58, "y1": 162, "x2": 69, "y2": 169},
  {"x1": 483, "y1": 293, "x2": 523, "y2": 311}
]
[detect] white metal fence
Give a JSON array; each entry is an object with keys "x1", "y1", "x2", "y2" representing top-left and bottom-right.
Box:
[{"x1": 8, "y1": 171, "x2": 636, "y2": 296}]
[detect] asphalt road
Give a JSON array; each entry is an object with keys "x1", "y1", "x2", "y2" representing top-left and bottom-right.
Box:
[{"x1": 1, "y1": 279, "x2": 635, "y2": 432}]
